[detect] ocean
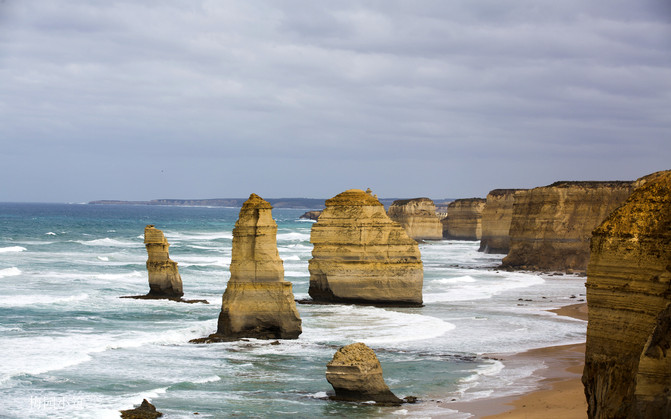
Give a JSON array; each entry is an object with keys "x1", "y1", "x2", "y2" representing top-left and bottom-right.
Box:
[{"x1": 0, "y1": 203, "x2": 587, "y2": 418}]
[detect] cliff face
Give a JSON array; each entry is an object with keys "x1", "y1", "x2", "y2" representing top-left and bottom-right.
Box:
[
  {"x1": 216, "y1": 194, "x2": 302, "y2": 339},
  {"x1": 308, "y1": 189, "x2": 423, "y2": 306},
  {"x1": 502, "y1": 181, "x2": 634, "y2": 271},
  {"x1": 442, "y1": 198, "x2": 486, "y2": 240},
  {"x1": 387, "y1": 198, "x2": 442, "y2": 241},
  {"x1": 478, "y1": 189, "x2": 523, "y2": 254},
  {"x1": 326, "y1": 342, "x2": 402, "y2": 404},
  {"x1": 144, "y1": 225, "x2": 183, "y2": 298},
  {"x1": 583, "y1": 171, "x2": 671, "y2": 419}
]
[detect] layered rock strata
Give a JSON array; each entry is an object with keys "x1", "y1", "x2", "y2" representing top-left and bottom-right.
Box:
[
  {"x1": 387, "y1": 198, "x2": 442, "y2": 241},
  {"x1": 308, "y1": 189, "x2": 423, "y2": 306},
  {"x1": 478, "y1": 189, "x2": 524, "y2": 254},
  {"x1": 442, "y1": 198, "x2": 486, "y2": 240},
  {"x1": 583, "y1": 170, "x2": 671, "y2": 419},
  {"x1": 214, "y1": 194, "x2": 301, "y2": 340},
  {"x1": 144, "y1": 225, "x2": 183, "y2": 298},
  {"x1": 326, "y1": 342, "x2": 403, "y2": 404},
  {"x1": 501, "y1": 181, "x2": 634, "y2": 271}
]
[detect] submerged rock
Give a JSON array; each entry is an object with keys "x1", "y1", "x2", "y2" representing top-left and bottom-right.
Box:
[
  {"x1": 326, "y1": 342, "x2": 403, "y2": 405},
  {"x1": 194, "y1": 194, "x2": 301, "y2": 342},
  {"x1": 120, "y1": 399, "x2": 162, "y2": 419},
  {"x1": 582, "y1": 170, "x2": 671, "y2": 418},
  {"x1": 442, "y1": 198, "x2": 486, "y2": 240},
  {"x1": 144, "y1": 225, "x2": 183, "y2": 298},
  {"x1": 387, "y1": 198, "x2": 442, "y2": 241},
  {"x1": 308, "y1": 189, "x2": 423, "y2": 306},
  {"x1": 502, "y1": 181, "x2": 634, "y2": 271}
]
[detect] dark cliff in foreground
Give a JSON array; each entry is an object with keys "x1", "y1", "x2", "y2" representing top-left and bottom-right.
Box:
[
  {"x1": 501, "y1": 181, "x2": 634, "y2": 271},
  {"x1": 583, "y1": 170, "x2": 671, "y2": 418}
]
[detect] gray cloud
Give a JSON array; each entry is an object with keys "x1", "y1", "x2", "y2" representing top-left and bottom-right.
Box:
[{"x1": 0, "y1": 0, "x2": 669, "y2": 202}]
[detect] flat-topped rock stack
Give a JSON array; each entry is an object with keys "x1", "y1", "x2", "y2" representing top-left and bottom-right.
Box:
[
  {"x1": 387, "y1": 198, "x2": 442, "y2": 241},
  {"x1": 326, "y1": 342, "x2": 403, "y2": 405},
  {"x1": 501, "y1": 181, "x2": 634, "y2": 272},
  {"x1": 195, "y1": 194, "x2": 301, "y2": 341},
  {"x1": 442, "y1": 198, "x2": 486, "y2": 240},
  {"x1": 308, "y1": 189, "x2": 423, "y2": 306},
  {"x1": 144, "y1": 225, "x2": 184, "y2": 298},
  {"x1": 583, "y1": 170, "x2": 671, "y2": 418},
  {"x1": 478, "y1": 189, "x2": 524, "y2": 254}
]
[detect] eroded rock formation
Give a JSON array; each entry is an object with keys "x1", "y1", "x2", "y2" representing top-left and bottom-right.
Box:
[
  {"x1": 326, "y1": 342, "x2": 403, "y2": 404},
  {"x1": 213, "y1": 194, "x2": 301, "y2": 340},
  {"x1": 478, "y1": 189, "x2": 524, "y2": 254},
  {"x1": 299, "y1": 210, "x2": 323, "y2": 221},
  {"x1": 144, "y1": 225, "x2": 183, "y2": 298},
  {"x1": 442, "y1": 198, "x2": 486, "y2": 240},
  {"x1": 387, "y1": 198, "x2": 442, "y2": 241},
  {"x1": 502, "y1": 181, "x2": 634, "y2": 271},
  {"x1": 120, "y1": 399, "x2": 163, "y2": 419},
  {"x1": 582, "y1": 170, "x2": 671, "y2": 418},
  {"x1": 308, "y1": 189, "x2": 423, "y2": 306}
]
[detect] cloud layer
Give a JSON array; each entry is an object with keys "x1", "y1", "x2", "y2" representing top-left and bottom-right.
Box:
[{"x1": 1, "y1": 0, "x2": 669, "y2": 201}]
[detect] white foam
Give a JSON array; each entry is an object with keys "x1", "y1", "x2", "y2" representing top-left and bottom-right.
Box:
[
  {"x1": 178, "y1": 256, "x2": 230, "y2": 268},
  {"x1": 0, "y1": 267, "x2": 21, "y2": 278},
  {"x1": 307, "y1": 391, "x2": 328, "y2": 399},
  {"x1": 95, "y1": 271, "x2": 143, "y2": 281},
  {"x1": 277, "y1": 232, "x2": 310, "y2": 241},
  {"x1": 77, "y1": 238, "x2": 136, "y2": 247},
  {"x1": 45, "y1": 232, "x2": 57, "y2": 236},
  {"x1": 97, "y1": 256, "x2": 110, "y2": 262},
  {"x1": 0, "y1": 293, "x2": 89, "y2": 307},
  {"x1": 191, "y1": 375, "x2": 221, "y2": 384},
  {"x1": 434, "y1": 276, "x2": 477, "y2": 285},
  {"x1": 0, "y1": 246, "x2": 26, "y2": 253},
  {"x1": 424, "y1": 274, "x2": 545, "y2": 303},
  {"x1": 167, "y1": 231, "x2": 233, "y2": 241},
  {"x1": 283, "y1": 255, "x2": 301, "y2": 261}
]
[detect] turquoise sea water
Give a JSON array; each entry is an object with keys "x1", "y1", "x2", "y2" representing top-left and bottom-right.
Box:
[{"x1": 0, "y1": 203, "x2": 586, "y2": 418}]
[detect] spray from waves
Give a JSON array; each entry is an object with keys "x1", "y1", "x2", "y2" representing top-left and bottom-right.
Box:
[
  {"x1": 301, "y1": 305, "x2": 455, "y2": 345},
  {"x1": 0, "y1": 267, "x2": 21, "y2": 278},
  {"x1": 0, "y1": 246, "x2": 27, "y2": 253}
]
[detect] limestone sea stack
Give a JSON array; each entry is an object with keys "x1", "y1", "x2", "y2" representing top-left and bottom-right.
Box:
[
  {"x1": 308, "y1": 189, "x2": 423, "y2": 306},
  {"x1": 501, "y1": 181, "x2": 634, "y2": 272},
  {"x1": 582, "y1": 170, "x2": 671, "y2": 419},
  {"x1": 442, "y1": 198, "x2": 486, "y2": 240},
  {"x1": 387, "y1": 198, "x2": 442, "y2": 241},
  {"x1": 326, "y1": 342, "x2": 403, "y2": 404},
  {"x1": 144, "y1": 225, "x2": 183, "y2": 298},
  {"x1": 216, "y1": 194, "x2": 302, "y2": 339},
  {"x1": 478, "y1": 189, "x2": 524, "y2": 254}
]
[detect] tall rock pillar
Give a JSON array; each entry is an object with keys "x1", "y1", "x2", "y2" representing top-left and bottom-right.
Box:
[{"x1": 144, "y1": 225, "x2": 183, "y2": 298}]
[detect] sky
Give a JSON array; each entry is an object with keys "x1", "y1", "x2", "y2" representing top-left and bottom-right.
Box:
[{"x1": 1, "y1": 0, "x2": 670, "y2": 202}]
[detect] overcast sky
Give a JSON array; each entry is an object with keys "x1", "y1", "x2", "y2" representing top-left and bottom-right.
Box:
[{"x1": 1, "y1": 1, "x2": 669, "y2": 202}]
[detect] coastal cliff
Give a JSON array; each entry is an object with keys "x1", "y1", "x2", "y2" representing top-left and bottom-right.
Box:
[
  {"x1": 478, "y1": 189, "x2": 523, "y2": 254},
  {"x1": 308, "y1": 189, "x2": 423, "y2": 306},
  {"x1": 387, "y1": 198, "x2": 442, "y2": 241},
  {"x1": 214, "y1": 194, "x2": 302, "y2": 340},
  {"x1": 502, "y1": 181, "x2": 634, "y2": 271},
  {"x1": 442, "y1": 198, "x2": 486, "y2": 240},
  {"x1": 583, "y1": 170, "x2": 671, "y2": 418},
  {"x1": 144, "y1": 225, "x2": 183, "y2": 298}
]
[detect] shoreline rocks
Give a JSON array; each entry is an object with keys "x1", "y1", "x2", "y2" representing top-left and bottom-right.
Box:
[
  {"x1": 193, "y1": 194, "x2": 301, "y2": 342},
  {"x1": 387, "y1": 198, "x2": 442, "y2": 241},
  {"x1": 502, "y1": 181, "x2": 634, "y2": 272},
  {"x1": 442, "y1": 198, "x2": 486, "y2": 240},
  {"x1": 582, "y1": 170, "x2": 671, "y2": 418},
  {"x1": 120, "y1": 399, "x2": 162, "y2": 419},
  {"x1": 308, "y1": 189, "x2": 423, "y2": 307},
  {"x1": 299, "y1": 210, "x2": 323, "y2": 221},
  {"x1": 326, "y1": 342, "x2": 403, "y2": 405}
]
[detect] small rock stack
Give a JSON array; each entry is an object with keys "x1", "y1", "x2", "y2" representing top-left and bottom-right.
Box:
[{"x1": 144, "y1": 225, "x2": 183, "y2": 298}]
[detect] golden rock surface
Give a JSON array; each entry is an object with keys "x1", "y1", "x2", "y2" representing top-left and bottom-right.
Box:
[
  {"x1": 326, "y1": 342, "x2": 402, "y2": 404},
  {"x1": 216, "y1": 193, "x2": 302, "y2": 339},
  {"x1": 387, "y1": 198, "x2": 442, "y2": 241},
  {"x1": 308, "y1": 189, "x2": 423, "y2": 306},
  {"x1": 442, "y1": 198, "x2": 486, "y2": 240},
  {"x1": 583, "y1": 170, "x2": 671, "y2": 418},
  {"x1": 144, "y1": 225, "x2": 183, "y2": 298},
  {"x1": 502, "y1": 181, "x2": 634, "y2": 271},
  {"x1": 478, "y1": 189, "x2": 524, "y2": 254}
]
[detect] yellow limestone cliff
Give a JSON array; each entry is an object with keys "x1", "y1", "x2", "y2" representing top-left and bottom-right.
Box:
[
  {"x1": 583, "y1": 170, "x2": 671, "y2": 419},
  {"x1": 215, "y1": 194, "x2": 302, "y2": 339},
  {"x1": 478, "y1": 189, "x2": 524, "y2": 254},
  {"x1": 502, "y1": 181, "x2": 634, "y2": 271},
  {"x1": 387, "y1": 198, "x2": 442, "y2": 241},
  {"x1": 308, "y1": 189, "x2": 423, "y2": 306},
  {"x1": 144, "y1": 225, "x2": 183, "y2": 298},
  {"x1": 442, "y1": 198, "x2": 486, "y2": 240}
]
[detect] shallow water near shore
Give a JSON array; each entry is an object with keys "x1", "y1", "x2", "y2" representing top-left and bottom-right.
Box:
[{"x1": 0, "y1": 203, "x2": 586, "y2": 418}]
